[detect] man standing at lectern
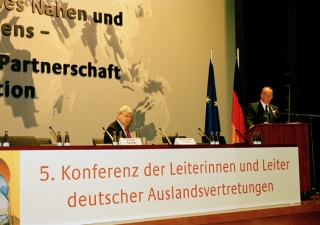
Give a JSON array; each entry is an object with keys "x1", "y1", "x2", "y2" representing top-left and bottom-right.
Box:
[
  {"x1": 245, "y1": 86, "x2": 280, "y2": 130},
  {"x1": 104, "y1": 105, "x2": 134, "y2": 143}
]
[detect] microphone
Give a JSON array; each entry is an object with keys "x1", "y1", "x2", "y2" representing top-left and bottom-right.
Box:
[
  {"x1": 269, "y1": 105, "x2": 278, "y2": 118},
  {"x1": 102, "y1": 127, "x2": 113, "y2": 141},
  {"x1": 295, "y1": 114, "x2": 302, "y2": 123},
  {"x1": 49, "y1": 126, "x2": 58, "y2": 139},
  {"x1": 235, "y1": 129, "x2": 250, "y2": 144},
  {"x1": 198, "y1": 128, "x2": 210, "y2": 143},
  {"x1": 159, "y1": 128, "x2": 172, "y2": 145}
]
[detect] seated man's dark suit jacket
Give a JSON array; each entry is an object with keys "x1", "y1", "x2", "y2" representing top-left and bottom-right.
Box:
[
  {"x1": 104, "y1": 120, "x2": 128, "y2": 143},
  {"x1": 245, "y1": 101, "x2": 279, "y2": 130}
]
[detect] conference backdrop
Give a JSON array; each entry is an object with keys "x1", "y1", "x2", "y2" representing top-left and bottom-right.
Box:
[{"x1": 0, "y1": 0, "x2": 235, "y2": 145}]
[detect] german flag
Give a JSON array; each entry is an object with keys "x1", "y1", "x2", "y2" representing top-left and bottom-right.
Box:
[{"x1": 230, "y1": 59, "x2": 246, "y2": 144}]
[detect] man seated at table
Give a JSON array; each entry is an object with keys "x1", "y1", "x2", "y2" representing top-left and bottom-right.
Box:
[{"x1": 104, "y1": 105, "x2": 134, "y2": 143}]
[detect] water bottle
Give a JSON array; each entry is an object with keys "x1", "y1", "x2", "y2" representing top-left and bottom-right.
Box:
[
  {"x1": 263, "y1": 112, "x2": 269, "y2": 123},
  {"x1": 112, "y1": 131, "x2": 118, "y2": 145},
  {"x1": 252, "y1": 132, "x2": 258, "y2": 144},
  {"x1": 3, "y1": 131, "x2": 9, "y2": 147},
  {"x1": 256, "y1": 132, "x2": 261, "y2": 144},
  {"x1": 118, "y1": 131, "x2": 123, "y2": 143},
  {"x1": 56, "y1": 131, "x2": 62, "y2": 146},
  {"x1": 64, "y1": 131, "x2": 70, "y2": 146},
  {"x1": 210, "y1": 132, "x2": 215, "y2": 145},
  {"x1": 215, "y1": 132, "x2": 220, "y2": 145}
]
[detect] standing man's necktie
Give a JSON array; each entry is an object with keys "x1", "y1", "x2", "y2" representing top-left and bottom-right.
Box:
[
  {"x1": 265, "y1": 105, "x2": 269, "y2": 122},
  {"x1": 125, "y1": 128, "x2": 131, "y2": 138}
]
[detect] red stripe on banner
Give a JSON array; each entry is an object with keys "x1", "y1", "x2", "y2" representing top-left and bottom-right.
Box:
[{"x1": 230, "y1": 90, "x2": 246, "y2": 144}]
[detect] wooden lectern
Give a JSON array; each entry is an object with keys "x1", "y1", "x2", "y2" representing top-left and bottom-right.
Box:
[{"x1": 245, "y1": 123, "x2": 310, "y2": 192}]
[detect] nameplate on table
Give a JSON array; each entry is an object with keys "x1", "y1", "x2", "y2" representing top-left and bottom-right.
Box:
[
  {"x1": 119, "y1": 138, "x2": 142, "y2": 145},
  {"x1": 174, "y1": 138, "x2": 196, "y2": 145}
]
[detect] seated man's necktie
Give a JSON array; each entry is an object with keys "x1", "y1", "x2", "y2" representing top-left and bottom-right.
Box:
[{"x1": 125, "y1": 128, "x2": 131, "y2": 138}]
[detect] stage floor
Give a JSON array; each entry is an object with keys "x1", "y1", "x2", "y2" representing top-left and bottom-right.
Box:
[{"x1": 99, "y1": 199, "x2": 320, "y2": 225}]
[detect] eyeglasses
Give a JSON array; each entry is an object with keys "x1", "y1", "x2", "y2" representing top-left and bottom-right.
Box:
[
  {"x1": 262, "y1": 95, "x2": 273, "y2": 99},
  {"x1": 122, "y1": 113, "x2": 133, "y2": 119}
]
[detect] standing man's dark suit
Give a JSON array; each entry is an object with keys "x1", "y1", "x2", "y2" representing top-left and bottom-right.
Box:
[
  {"x1": 245, "y1": 101, "x2": 279, "y2": 129},
  {"x1": 104, "y1": 120, "x2": 126, "y2": 143},
  {"x1": 245, "y1": 86, "x2": 280, "y2": 130}
]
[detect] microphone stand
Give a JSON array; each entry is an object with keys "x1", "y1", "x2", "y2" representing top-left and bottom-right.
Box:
[
  {"x1": 49, "y1": 126, "x2": 58, "y2": 141},
  {"x1": 198, "y1": 128, "x2": 210, "y2": 143},
  {"x1": 159, "y1": 128, "x2": 172, "y2": 145},
  {"x1": 102, "y1": 127, "x2": 113, "y2": 141},
  {"x1": 277, "y1": 111, "x2": 320, "y2": 197},
  {"x1": 235, "y1": 129, "x2": 250, "y2": 144}
]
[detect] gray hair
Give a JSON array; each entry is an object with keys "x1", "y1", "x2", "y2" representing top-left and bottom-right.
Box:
[
  {"x1": 261, "y1": 86, "x2": 273, "y2": 93},
  {"x1": 118, "y1": 105, "x2": 133, "y2": 114}
]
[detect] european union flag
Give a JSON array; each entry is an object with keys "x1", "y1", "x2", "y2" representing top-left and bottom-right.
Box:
[{"x1": 205, "y1": 59, "x2": 220, "y2": 137}]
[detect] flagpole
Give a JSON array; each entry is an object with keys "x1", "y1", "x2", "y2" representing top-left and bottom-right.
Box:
[
  {"x1": 236, "y1": 47, "x2": 240, "y2": 69},
  {"x1": 205, "y1": 49, "x2": 221, "y2": 137}
]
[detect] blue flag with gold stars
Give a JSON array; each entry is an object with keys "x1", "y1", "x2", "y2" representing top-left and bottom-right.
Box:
[{"x1": 205, "y1": 59, "x2": 220, "y2": 137}]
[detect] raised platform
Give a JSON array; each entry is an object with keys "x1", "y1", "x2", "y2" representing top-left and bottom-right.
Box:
[{"x1": 115, "y1": 200, "x2": 320, "y2": 225}]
